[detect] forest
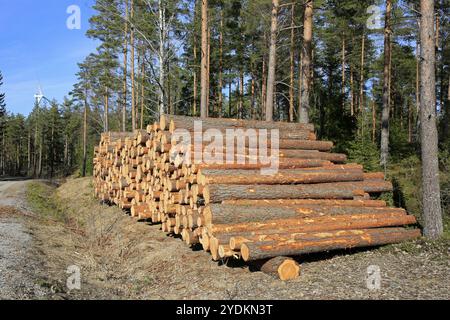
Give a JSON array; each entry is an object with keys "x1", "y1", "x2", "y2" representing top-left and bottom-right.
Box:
[{"x1": 0, "y1": 0, "x2": 449, "y2": 237}]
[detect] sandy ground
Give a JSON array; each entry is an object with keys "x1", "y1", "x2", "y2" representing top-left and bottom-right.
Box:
[
  {"x1": 0, "y1": 180, "x2": 50, "y2": 299},
  {"x1": 0, "y1": 178, "x2": 449, "y2": 300}
]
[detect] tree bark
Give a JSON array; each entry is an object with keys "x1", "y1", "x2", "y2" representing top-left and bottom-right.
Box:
[
  {"x1": 82, "y1": 87, "x2": 88, "y2": 177},
  {"x1": 122, "y1": 0, "x2": 128, "y2": 132},
  {"x1": 193, "y1": 29, "x2": 198, "y2": 116},
  {"x1": 218, "y1": 8, "x2": 224, "y2": 117},
  {"x1": 199, "y1": 167, "x2": 364, "y2": 186},
  {"x1": 130, "y1": 0, "x2": 136, "y2": 131},
  {"x1": 240, "y1": 228, "x2": 420, "y2": 261},
  {"x1": 359, "y1": 32, "x2": 365, "y2": 112},
  {"x1": 299, "y1": 0, "x2": 313, "y2": 124},
  {"x1": 380, "y1": 0, "x2": 392, "y2": 168},
  {"x1": 158, "y1": 0, "x2": 166, "y2": 115},
  {"x1": 289, "y1": 3, "x2": 295, "y2": 122},
  {"x1": 104, "y1": 93, "x2": 109, "y2": 132},
  {"x1": 222, "y1": 199, "x2": 387, "y2": 207},
  {"x1": 162, "y1": 114, "x2": 314, "y2": 132},
  {"x1": 202, "y1": 180, "x2": 393, "y2": 204},
  {"x1": 341, "y1": 36, "x2": 346, "y2": 109},
  {"x1": 259, "y1": 257, "x2": 300, "y2": 281},
  {"x1": 419, "y1": 0, "x2": 443, "y2": 239},
  {"x1": 200, "y1": 0, "x2": 209, "y2": 118},
  {"x1": 265, "y1": 0, "x2": 279, "y2": 121},
  {"x1": 203, "y1": 204, "x2": 407, "y2": 227}
]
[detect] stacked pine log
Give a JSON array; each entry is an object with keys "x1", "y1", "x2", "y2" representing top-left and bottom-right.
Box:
[{"x1": 93, "y1": 115, "x2": 421, "y2": 280}]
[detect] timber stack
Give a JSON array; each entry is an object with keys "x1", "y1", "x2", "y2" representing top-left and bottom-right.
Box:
[{"x1": 93, "y1": 115, "x2": 420, "y2": 281}]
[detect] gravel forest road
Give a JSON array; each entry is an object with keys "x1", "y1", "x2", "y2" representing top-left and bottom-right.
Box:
[{"x1": 0, "y1": 180, "x2": 49, "y2": 299}]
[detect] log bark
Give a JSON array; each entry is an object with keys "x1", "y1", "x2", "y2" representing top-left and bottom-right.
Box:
[
  {"x1": 173, "y1": 138, "x2": 332, "y2": 151},
  {"x1": 198, "y1": 167, "x2": 364, "y2": 185},
  {"x1": 207, "y1": 213, "x2": 416, "y2": 243},
  {"x1": 260, "y1": 256, "x2": 300, "y2": 281},
  {"x1": 221, "y1": 199, "x2": 386, "y2": 207},
  {"x1": 203, "y1": 203, "x2": 406, "y2": 227},
  {"x1": 160, "y1": 114, "x2": 315, "y2": 133},
  {"x1": 241, "y1": 228, "x2": 421, "y2": 261},
  {"x1": 203, "y1": 180, "x2": 393, "y2": 203},
  {"x1": 190, "y1": 159, "x2": 332, "y2": 172}
]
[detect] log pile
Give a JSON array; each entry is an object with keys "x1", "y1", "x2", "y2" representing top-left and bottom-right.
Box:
[{"x1": 93, "y1": 115, "x2": 420, "y2": 281}]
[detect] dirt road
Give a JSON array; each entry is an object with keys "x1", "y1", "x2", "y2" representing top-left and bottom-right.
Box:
[{"x1": 0, "y1": 180, "x2": 49, "y2": 299}]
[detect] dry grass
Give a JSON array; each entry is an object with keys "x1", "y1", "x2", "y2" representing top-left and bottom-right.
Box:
[{"x1": 25, "y1": 178, "x2": 450, "y2": 300}]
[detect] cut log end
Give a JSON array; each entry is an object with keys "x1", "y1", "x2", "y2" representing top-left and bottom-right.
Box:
[{"x1": 260, "y1": 256, "x2": 301, "y2": 281}]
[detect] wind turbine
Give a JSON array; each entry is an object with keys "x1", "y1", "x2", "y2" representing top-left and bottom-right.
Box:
[{"x1": 34, "y1": 84, "x2": 52, "y2": 106}]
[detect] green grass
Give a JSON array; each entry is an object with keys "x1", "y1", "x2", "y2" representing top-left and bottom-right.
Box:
[{"x1": 26, "y1": 182, "x2": 68, "y2": 222}]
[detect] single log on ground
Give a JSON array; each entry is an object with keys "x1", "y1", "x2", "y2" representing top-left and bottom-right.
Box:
[
  {"x1": 240, "y1": 228, "x2": 421, "y2": 261},
  {"x1": 258, "y1": 256, "x2": 301, "y2": 281},
  {"x1": 202, "y1": 180, "x2": 393, "y2": 203}
]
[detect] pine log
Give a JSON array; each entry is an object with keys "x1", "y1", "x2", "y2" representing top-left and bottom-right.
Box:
[
  {"x1": 240, "y1": 228, "x2": 421, "y2": 261},
  {"x1": 198, "y1": 167, "x2": 364, "y2": 185},
  {"x1": 172, "y1": 138, "x2": 333, "y2": 151},
  {"x1": 206, "y1": 213, "x2": 416, "y2": 238},
  {"x1": 221, "y1": 199, "x2": 387, "y2": 207},
  {"x1": 160, "y1": 114, "x2": 315, "y2": 133},
  {"x1": 168, "y1": 128, "x2": 317, "y2": 140},
  {"x1": 190, "y1": 159, "x2": 333, "y2": 173},
  {"x1": 202, "y1": 180, "x2": 393, "y2": 203},
  {"x1": 259, "y1": 257, "x2": 300, "y2": 281},
  {"x1": 202, "y1": 204, "x2": 406, "y2": 227},
  {"x1": 173, "y1": 148, "x2": 347, "y2": 162}
]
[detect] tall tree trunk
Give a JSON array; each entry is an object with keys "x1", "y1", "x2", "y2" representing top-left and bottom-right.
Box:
[
  {"x1": 218, "y1": 8, "x2": 224, "y2": 117},
  {"x1": 251, "y1": 69, "x2": 256, "y2": 120},
  {"x1": 408, "y1": 100, "x2": 412, "y2": 143},
  {"x1": 200, "y1": 0, "x2": 209, "y2": 119},
  {"x1": 420, "y1": 0, "x2": 443, "y2": 239},
  {"x1": 297, "y1": 50, "x2": 303, "y2": 120},
  {"x1": 158, "y1": 0, "x2": 166, "y2": 115},
  {"x1": 299, "y1": 0, "x2": 313, "y2": 124},
  {"x1": 380, "y1": 0, "x2": 392, "y2": 168},
  {"x1": 416, "y1": 39, "x2": 420, "y2": 115},
  {"x1": 239, "y1": 69, "x2": 244, "y2": 119},
  {"x1": 350, "y1": 65, "x2": 354, "y2": 116},
  {"x1": 82, "y1": 88, "x2": 88, "y2": 177},
  {"x1": 193, "y1": 35, "x2": 198, "y2": 116},
  {"x1": 104, "y1": 93, "x2": 109, "y2": 132},
  {"x1": 289, "y1": 3, "x2": 295, "y2": 122},
  {"x1": 388, "y1": 35, "x2": 393, "y2": 117},
  {"x1": 136, "y1": 46, "x2": 141, "y2": 125},
  {"x1": 207, "y1": 17, "x2": 211, "y2": 116},
  {"x1": 27, "y1": 130, "x2": 31, "y2": 175},
  {"x1": 359, "y1": 32, "x2": 365, "y2": 112},
  {"x1": 265, "y1": 0, "x2": 279, "y2": 121},
  {"x1": 130, "y1": 0, "x2": 136, "y2": 130},
  {"x1": 261, "y1": 53, "x2": 267, "y2": 120},
  {"x1": 228, "y1": 79, "x2": 232, "y2": 117},
  {"x1": 140, "y1": 53, "x2": 145, "y2": 129},
  {"x1": 122, "y1": 0, "x2": 128, "y2": 132},
  {"x1": 341, "y1": 36, "x2": 346, "y2": 110},
  {"x1": 372, "y1": 99, "x2": 376, "y2": 143}
]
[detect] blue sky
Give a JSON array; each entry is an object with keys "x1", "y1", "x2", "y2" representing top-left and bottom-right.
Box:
[{"x1": 0, "y1": 0, "x2": 98, "y2": 115}]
